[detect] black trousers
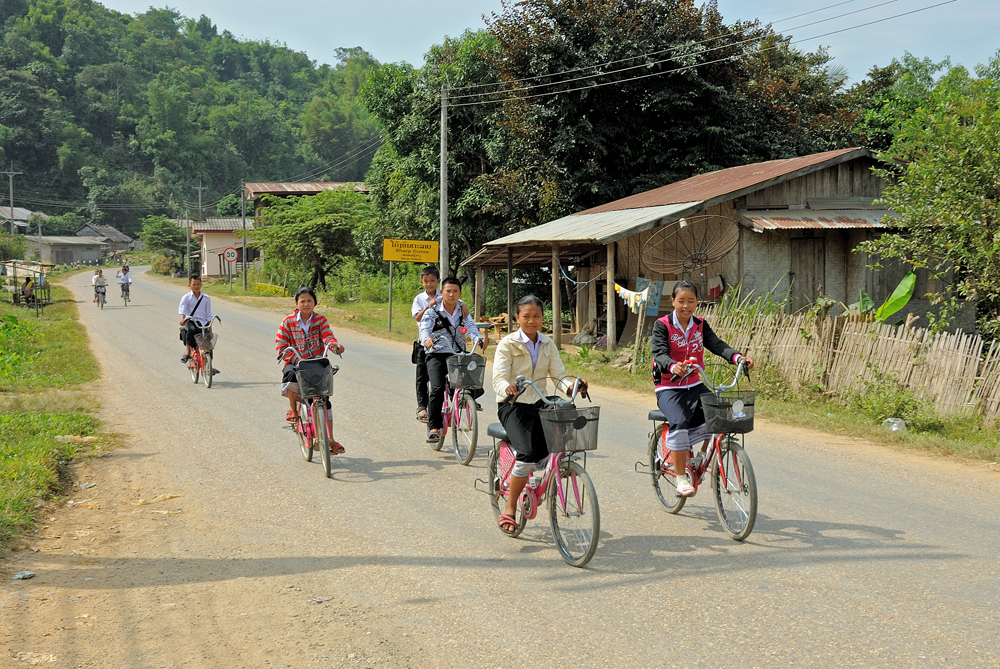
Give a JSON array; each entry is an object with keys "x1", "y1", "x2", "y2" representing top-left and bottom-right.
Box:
[
  {"x1": 497, "y1": 400, "x2": 549, "y2": 463},
  {"x1": 415, "y1": 345, "x2": 429, "y2": 410},
  {"x1": 425, "y1": 353, "x2": 483, "y2": 430},
  {"x1": 180, "y1": 320, "x2": 200, "y2": 347}
]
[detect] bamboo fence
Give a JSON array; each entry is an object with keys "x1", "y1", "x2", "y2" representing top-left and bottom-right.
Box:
[{"x1": 697, "y1": 306, "x2": 1000, "y2": 423}]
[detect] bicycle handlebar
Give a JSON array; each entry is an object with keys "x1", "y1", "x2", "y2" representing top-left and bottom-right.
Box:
[
  {"x1": 502, "y1": 375, "x2": 589, "y2": 406},
  {"x1": 277, "y1": 342, "x2": 342, "y2": 364},
  {"x1": 425, "y1": 330, "x2": 485, "y2": 354},
  {"x1": 671, "y1": 359, "x2": 749, "y2": 392}
]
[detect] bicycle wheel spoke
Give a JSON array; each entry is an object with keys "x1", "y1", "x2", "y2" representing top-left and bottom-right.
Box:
[{"x1": 549, "y1": 462, "x2": 600, "y2": 567}]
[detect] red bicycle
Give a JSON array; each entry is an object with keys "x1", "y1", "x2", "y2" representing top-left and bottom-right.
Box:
[
  {"x1": 641, "y1": 359, "x2": 758, "y2": 541},
  {"x1": 187, "y1": 316, "x2": 220, "y2": 388}
]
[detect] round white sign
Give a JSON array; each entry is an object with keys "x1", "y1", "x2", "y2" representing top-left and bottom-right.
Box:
[{"x1": 223, "y1": 247, "x2": 238, "y2": 263}]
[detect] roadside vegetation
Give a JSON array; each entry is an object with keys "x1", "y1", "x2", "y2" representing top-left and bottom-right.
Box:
[{"x1": 0, "y1": 283, "x2": 102, "y2": 550}]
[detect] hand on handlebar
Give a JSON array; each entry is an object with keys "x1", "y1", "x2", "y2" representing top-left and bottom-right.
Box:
[{"x1": 669, "y1": 357, "x2": 699, "y2": 381}]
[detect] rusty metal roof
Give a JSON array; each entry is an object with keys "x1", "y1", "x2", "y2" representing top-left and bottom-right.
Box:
[
  {"x1": 245, "y1": 182, "x2": 368, "y2": 198},
  {"x1": 482, "y1": 203, "x2": 701, "y2": 249},
  {"x1": 577, "y1": 148, "x2": 871, "y2": 215},
  {"x1": 740, "y1": 209, "x2": 895, "y2": 232}
]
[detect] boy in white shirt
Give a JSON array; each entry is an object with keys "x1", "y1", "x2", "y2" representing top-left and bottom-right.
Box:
[
  {"x1": 411, "y1": 266, "x2": 441, "y2": 422},
  {"x1": 178, "y1": 276, "x2": 218, "y2": 374}
]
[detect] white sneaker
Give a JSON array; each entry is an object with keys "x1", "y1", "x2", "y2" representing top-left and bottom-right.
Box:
[{"x1": 675, "y1": 475, "x2": 696, "y2": 497}]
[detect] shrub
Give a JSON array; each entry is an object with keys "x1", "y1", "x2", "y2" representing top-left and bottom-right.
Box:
[
  {"x1": 0, "y1": 315, "x2": 38, "y2": 381},
  {"x1": 151, "y1": 254, "x2": 174, "y2": 275},
  {"x1": 358, "y1": 274, "x2": 388, "y2": 302},
  {"x1": 846, "y1": 372, "x2": 944, "y2": 433}
]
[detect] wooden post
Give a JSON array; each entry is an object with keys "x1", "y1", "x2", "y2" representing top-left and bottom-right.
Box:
[
  {"x1": 474, "y1": 267, "x2": 484, "y2": 321},
  {"x1": 606, "y1": 242, "x2": 617, "y2": 350},
  {"x1": 551, "y1": 243, "x2": 561, "y2": 349},
  {"x1": 506, "y1": 246, "x2": 513, "y2": 333}
]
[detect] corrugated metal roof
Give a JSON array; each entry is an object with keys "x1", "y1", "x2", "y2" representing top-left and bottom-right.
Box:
[
  {"x1": 741, "y1": 209, "x2": 895, "y2": 231},
  {"x1": 0, "y1": 206, "x2": 46, "y2": 221},
  {"x1": 26, "y1": 236, "x2": 108, "y2": 246},
  {"x1": 245, "y1": 182, "x2": 368, "y2": 197},
  {"x1": 483, "y1": 203, "x2": 702, "y2": 248},
  {"x1": 77, "y1": 224, "x2": 133, "y2": 242},
  {"x1": 577, "y1": 148, "x2": 871, "y2": 215},
  {"x1": 192, "y1": 217, "x2": 255, "y2": 232}
]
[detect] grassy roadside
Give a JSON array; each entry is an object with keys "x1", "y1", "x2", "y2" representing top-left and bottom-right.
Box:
[
  {"x1": 151, "y1": 273, "x2": 1000, "y2": 464},
  {"x1": 0, "y1": 281, "x2": 103, "y2": 551}
]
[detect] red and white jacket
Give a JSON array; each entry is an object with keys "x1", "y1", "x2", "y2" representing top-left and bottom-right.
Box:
[
  {"x1": 275, "y1": 310, "x2": 338, "y2": 365},
  {"x1": 651, "y1": 313, "x2": 740, "y2": 391}
]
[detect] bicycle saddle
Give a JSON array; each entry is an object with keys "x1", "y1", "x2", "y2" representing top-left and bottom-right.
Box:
[
  {"x1": 648, "y1": 410, "x2": 667, "y2": 421},
  {"x1": 487, "y1": 423, "x2": 508, "y2": 440}
]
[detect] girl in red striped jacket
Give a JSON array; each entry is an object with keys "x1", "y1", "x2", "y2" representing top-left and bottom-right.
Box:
[
  {"x1": 651, "y1": 281, "x2": 753, "y2": 497},
  {"x1": 275, "y1": 287, "x2": 345, "y2": 430}
]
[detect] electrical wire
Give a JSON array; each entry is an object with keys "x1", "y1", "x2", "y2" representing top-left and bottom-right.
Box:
[
  {"x1": 447, "y1": 0, "x2": 957, "y2": 109},
  {"x1": 447, "y1": 0, "x2": 876, "y2": 94}
]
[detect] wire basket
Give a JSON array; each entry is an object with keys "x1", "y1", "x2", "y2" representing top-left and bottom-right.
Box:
[
  {"x1": 539, "y1": 405, "x2": 600, "y2": 453},
  {"x1": 700, "y1": 391, "x2": 755, "y2": 434},
  {"x1": 194, "y1": 332, "x2": 218, "y2": 351},
  {"x1": 295, "y1": 360, "x2": 335, "y2": 399},
  {"x1": 446, "y1": 353, "x2": 486, "y2": 390}
]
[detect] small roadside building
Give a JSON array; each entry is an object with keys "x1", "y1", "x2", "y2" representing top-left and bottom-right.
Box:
[
  {"x1": 25, "y1": 236, "x2": 106, "y2": 265},
  {"x1": 192, "y1": 218, "x2": 257, "y2": 278},
  {"x1": 462, "y1": 147, "x2": 964, "y2": 346},
  {"x1": 1, "y1": 206, "x2": 48, "y2": 234},
  {"x1": 76, "y1": 223, "x2": 135, "y2": 252}
]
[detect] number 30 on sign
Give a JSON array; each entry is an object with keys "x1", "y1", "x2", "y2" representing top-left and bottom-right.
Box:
[{"x1": 223, "y1": 247, "x2": 238, "y2": 263}]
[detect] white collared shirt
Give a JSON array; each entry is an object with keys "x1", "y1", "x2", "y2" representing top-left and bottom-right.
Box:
[
  {"x1": 178, "y1": 291, "x2": 213, "y2": 326},
  {"x1": 411, "y1": 289, "x2": 442, "y2": 318},
  {"x1": 672, "y1": 311, "x2": 695, "y2": 340},
  {"x1": 518, "y1": 328, "x2": 543, "y2": 368},
  {"x1": 297, "y1": 310, "x2": 313, "y2": 335}
]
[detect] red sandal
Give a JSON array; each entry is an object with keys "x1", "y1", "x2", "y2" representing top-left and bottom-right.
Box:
[
  {"x1": 498, "y1": 513, "x2": 518, "y2": 536},
  {"x1": 286, "y1": 409, "x2": 299, "y2": 423}
]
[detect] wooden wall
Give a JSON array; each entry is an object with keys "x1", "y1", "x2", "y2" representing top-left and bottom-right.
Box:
[{"x1": 743, "y1": 156, "x2": 885, "y2": 208}]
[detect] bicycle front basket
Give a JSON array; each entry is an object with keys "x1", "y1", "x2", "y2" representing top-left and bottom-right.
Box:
[
  {"x1": 194, "y1": 332, "x2": 218, "y2": 351},
  {"x1": 446, "y1": 353, "x2": 486, "y2": 390},
  {"x1": 295, "y1": 359, "x2": 334, "y2": 399},
  {"x1": 539, "y1": 405, "x2": 600, "y2": 453},
  {"x1": 700, "y1": 390, "x2": 755, "y2": 434}
]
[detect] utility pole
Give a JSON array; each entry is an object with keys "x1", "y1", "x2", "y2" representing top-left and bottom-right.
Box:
[
  {"x1": 1, "y1": 163, "x2": 23, "y2": 235},
  {"x1": 241, "y1": 181, "x2": 247, "y2": 291},
  {"x1": 185, "y1": 204, "x2": 191, "y2": 277},
  {"x1": 439, "y1": 84, "x2": 448, "y2": 276}
]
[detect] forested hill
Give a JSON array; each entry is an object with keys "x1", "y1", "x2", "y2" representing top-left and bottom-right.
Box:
[{"x1": 0, "y1": 0, "x2": 379, "y2": 233}]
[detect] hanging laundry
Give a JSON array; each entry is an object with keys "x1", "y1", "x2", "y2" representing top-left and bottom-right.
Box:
[
  {"x1": 708, "y1": 275, "x2": 726, "y2": 299},
  {"x1": 615, "y1": 283, "x2": 651, "y2": 314}
]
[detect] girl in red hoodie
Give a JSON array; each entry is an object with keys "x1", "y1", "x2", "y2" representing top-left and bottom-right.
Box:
[{"x1": 651, "y1": 281, "x2": 753, "y2": 497}]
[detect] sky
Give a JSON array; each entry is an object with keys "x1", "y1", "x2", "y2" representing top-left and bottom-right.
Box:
[{"x1": 97, "y1": 0, "x2": 999, "y2": 84}]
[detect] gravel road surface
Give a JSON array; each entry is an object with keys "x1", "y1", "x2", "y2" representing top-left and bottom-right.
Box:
[{"x1": 3, "y1": 268, "x2": 999, "y2": 668}]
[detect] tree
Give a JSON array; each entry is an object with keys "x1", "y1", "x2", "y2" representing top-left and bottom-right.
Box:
[
  {"x1": 858, "y1": 54, "x2": 1000, "y2": 337},
  {"x1": 139, "y1": 215, "x2": 185, "y2": 255},
  {"x1": 249, "y1": 189, "x2": 369, "y2": 288},
  {"x1": 216, "y1": 193, "x2": 241, "y2": 217},
  {"x1": 40, "y1": 212, "x2": 84, "y2": 236}
]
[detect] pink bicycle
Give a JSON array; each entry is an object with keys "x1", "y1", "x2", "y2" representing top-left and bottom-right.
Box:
[
  {"x1": 280, "y1": 344, "x2": 341, "y2": 479},
  {"x1": 642, "y1": 359, "x2": 758, "y2": 541},
  {"x1": 427, "y1": 333, "x2": 486, "y2": 465},
  {"x1": 477, "y1": 376, "x2": 600, "y2": 567}
]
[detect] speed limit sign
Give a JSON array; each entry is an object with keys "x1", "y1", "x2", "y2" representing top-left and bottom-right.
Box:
[{"x1": 223, "y1": 247, "x2": 238, "y2": 263}]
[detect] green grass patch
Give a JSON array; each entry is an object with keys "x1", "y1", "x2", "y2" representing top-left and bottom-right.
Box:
[
  {"x1": 0, "y1": 412, "x2": 99, "y2": 542},
  {"x1": 1, "y1": 277, "x2": 103, "y2": 551}
]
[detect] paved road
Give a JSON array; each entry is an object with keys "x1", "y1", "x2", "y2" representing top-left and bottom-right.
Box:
[{"x1": 8, "y1": 269, "x2": 1000, "y2": 667}]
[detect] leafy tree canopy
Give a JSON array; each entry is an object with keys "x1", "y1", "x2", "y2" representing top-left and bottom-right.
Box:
[
  {"x1": 0, "y1": 0, "x2": 380, "y2": 235},
  {"x1": 138, "y1": 214, "x2": 184, "y2": 255},
  {"x1": 249, "y1": 189, "x2": 370, "y2": 288},
  {"x1": 858, "y1": 51, "x2": 1000, "y2": 337}
]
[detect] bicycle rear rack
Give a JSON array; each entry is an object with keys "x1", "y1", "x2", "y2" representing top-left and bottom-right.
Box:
[
  {"x1": 633, "y1": 461, "x2": 649, "y2": 473},
  {"x1": 473, "y1": 478, "x2": 491, "y2": 494}
]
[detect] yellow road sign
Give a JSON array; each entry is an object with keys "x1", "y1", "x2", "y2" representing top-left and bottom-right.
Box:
[{"x1": 382, "y1": 238, "x2": 439, "y2": 263}]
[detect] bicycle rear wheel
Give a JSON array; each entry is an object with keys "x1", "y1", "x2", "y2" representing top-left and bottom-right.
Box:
[
  {"x1": 202, "y1": 353, "x2": 213, "y2": 388},
  {"x1": 488, "y1": 444, "x2": 526, "y2": 538},
  {"x1": 712, "y1": 437, "x2": 758, "y2": 541},
  {"x1": 298, "y1": 403, "x2": 313, "y2": 462},
  {"x1": 314, "y1": 401, "x2": 332, "y2": 478},
  {"x1": 452, "y1": 391, "x2": 478, "y2": 465},
  {"x1": 549, "y1": 460, "x2": 600, "y2": 567},
  {"x1": 189, "y1": 352, "x2": 199, "y2": 383},
  {"x1": 649, "y1": 424, "x2": 685, "y2": 513}
]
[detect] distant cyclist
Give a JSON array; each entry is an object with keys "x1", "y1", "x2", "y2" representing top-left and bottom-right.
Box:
[
  {"x1": 93, "y1": 270, "x2": 108, "y2": 304},
  {"x1": 178, "y1": 276, "x2": 218, "y2": 374},
  {"x1": 116, "y1": 266, "x2": 132, "y2": 299}
]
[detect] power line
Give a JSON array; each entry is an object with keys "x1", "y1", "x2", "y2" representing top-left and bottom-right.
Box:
[
  {"x1": 447, "y1": 0, "x2": 957, "y2": 109},
  {"x1": 447, "y1": 0, "x2": 881, "y2": 95},
  {"x1": 448, "y1": 0, "x2": 902, "y2": 102}
]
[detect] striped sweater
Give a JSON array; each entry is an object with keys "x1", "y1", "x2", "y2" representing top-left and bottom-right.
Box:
[{"x1": 275, "y1": 310, "x2": 338, "y2": 364}]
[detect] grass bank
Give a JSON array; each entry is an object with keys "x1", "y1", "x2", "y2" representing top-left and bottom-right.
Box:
[
  {"x1": 151, "y1": 273, "x2": 1000, "y2": 464},
  {"x1": 0, "y1": 283, "x2": 103, "y2": 549}
]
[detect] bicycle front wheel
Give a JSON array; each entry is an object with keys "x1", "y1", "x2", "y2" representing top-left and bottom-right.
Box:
[
  {"x1": 549, "y1": 460, "x2": 600, "y2": 567},
  {"x1": 189, "y1": 353, "x2": 199, "y2": 383},
  {"x1": 712, "y1": 437, "x2": 758, "y2": 541},
  {"x1": 649, "y1": 424, "x2": 685, "y2": 514},
  {"x1": 297, "y1": 403, "x2": 313, "y2": 462},
  {"x1": 314, "y1": 401, "x2": 332, "y2": 478},
  {"x1": 452, "y1": 392, "x2": 478, "y2": 465},
  {"x1": 488, "y1": 445, "x2": 525, "y2": 538},
  {"x1": 202, "y1": 353, "x2": 213, "y2": 388}
]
